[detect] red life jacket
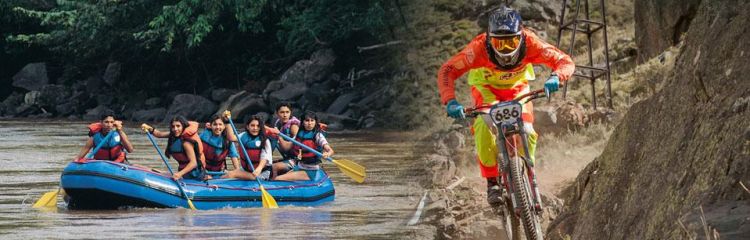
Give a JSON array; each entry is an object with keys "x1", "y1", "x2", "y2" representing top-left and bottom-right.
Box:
[
  {"x1": 166, "y1": 121, "x2": 205, "y2": 171},
  {"x1": 202, "y1": 140, "x2": 229, "y2": 171},
  {"x1": 88, "y1": 122, "x2": 126, "y2": 163},
  {"x1": 238, "y1": 133, "x2": 264, "y2": 172},
  {"x1": 294, "y1": 129, "x2": 323, "y2": 165}
]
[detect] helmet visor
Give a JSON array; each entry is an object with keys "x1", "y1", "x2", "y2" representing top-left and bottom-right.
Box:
[{"x1": 490, "y1": 35, "x2": 521, "y2": 54}]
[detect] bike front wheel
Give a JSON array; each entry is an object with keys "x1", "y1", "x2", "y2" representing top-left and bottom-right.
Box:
[{"x1": 509, "y1": 155, "x2": 544, "y2": 240}]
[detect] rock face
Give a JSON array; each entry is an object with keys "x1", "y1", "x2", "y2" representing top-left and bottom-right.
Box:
[
  {"x1": 163, "y1": 94, "x2": 217, "y2": 122},
  {"x1": 635, "y1": 0, "x2": 702, "y2": 60},
  {"x1": 549, "y1": 1, "x2": 750, "y2": 239},
  {"x1": 215, "y1": 91, "x2": 268, "y2": 121},
  {"x1": 12, "y1": 63, "x2": 48, "y2": 91}
]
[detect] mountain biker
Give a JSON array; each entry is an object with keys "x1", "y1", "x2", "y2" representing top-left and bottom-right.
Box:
[{"x1": 437, "y1": 5, "x2": 575, "y2": 206}]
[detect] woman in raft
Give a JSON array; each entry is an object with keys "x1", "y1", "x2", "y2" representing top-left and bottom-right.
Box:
[
  {"x1": 276, "y1": 111, "x2": 333, "y2": 181},
  {"x1": 199, "y1": 112, "x2": 239, "y2": 176},
  {"x1": 271, "y1": 102, "x2": 301, "y2": 177},
  {"x1": 222, "y1": 114, "x2": 273, "y2": 180},
  {"x1": 141, "y1": 116, "x2": 206, "y2": 180},
  {"x1": 73, "y1": 111, "x2": 134, "y2": 162}
]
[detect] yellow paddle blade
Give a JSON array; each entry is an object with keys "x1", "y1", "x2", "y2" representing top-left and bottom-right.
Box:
[
  {"x1": 332, "y1": 159, "x2": 366, "y2": 183},
  {"x1": 33, "y1": 189, "x2": 59, "y2": 208},
  {"x1": 260, "y1": 186, "x2": 279, "y2": 209},
  {"x1": 186, "y1": 199, "x2": 197, "y2": 210}
]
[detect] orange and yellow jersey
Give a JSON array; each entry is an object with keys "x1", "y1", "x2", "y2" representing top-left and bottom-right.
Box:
[
  {"x1": 467, "y1": 65, "x2": 536, "y2": 122},
  {"x1": 437, "y1": 28, "x2": 575, "y2": 105}
]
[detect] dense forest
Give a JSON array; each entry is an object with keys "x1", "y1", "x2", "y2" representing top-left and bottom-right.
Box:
[{"x1": 1, "y1": 0, "x2": 409, "y2": 127}]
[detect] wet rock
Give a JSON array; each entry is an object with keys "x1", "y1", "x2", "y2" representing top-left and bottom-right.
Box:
[
  {"x1": 216, "y1": 91, "x2": 268, "y2": 121},
  {"x1": 302, "y1": 81, "x2": 336, "y2": 112},
  {"x1": 84, "y1": 105, "x2": 112, "y2": 121},
  {"x1": 358, "y1": 112, "x2": 377, "y2": 129},
  {"x1": 102, "y1": 62, "x2": 121, "y2": 86},
  {"x1": 55, "y1": 102, "x2": 76, "y2": 116},
  {"x1": 211, "y1": 88, "x2": 239, "y2": 102},
  {"x1": 267, "y1": 82, "x2": 307, "y2": 108},
  {"x1": 326, "y1": 93, "x2": 359, "y2": 115},
  {"x1": 316, "y1": 112, "x2": 358, "y2": 129},
  {"x1": 37, "y1": 84, "x2": 72, "y2": 111},
  {"x1": 279, "y1": 48, "x2": 336, "y2": 85},
  {"x1": 1, "y1": 92, "x2": 24, "y2": 116},
  {"x1": 163, "y1": 94, "x2": 217, "y2": 122},
  {"x1": 12, "y1": 63, "x2": 48, "y2": 91},
  {"x1": 132, "y1": 108, "x2": 167, "y2": 123},
  {"x1": 24, "y1": 91, "x2": 41, "y2": 105},
  {"x1": 15, "y1": 104, "x2": 39, "y2": 117}
]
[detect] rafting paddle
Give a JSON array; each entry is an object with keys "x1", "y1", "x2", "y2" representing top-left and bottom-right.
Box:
[
  {"x1": 144, "y1": 130, "x2": 198, "y2": 210},
  {"x1": 33, "y1": 128, "x2": 117, "y2": 208},
  {"x1": 277, "y1": 132, "x2": 366, "y2": 183},
  {"x1": 226, "y1": 113, "x2": 279, "y2": 208}
]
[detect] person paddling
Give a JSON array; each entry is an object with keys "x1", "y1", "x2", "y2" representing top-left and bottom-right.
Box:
[
  {"x1": 276, "y1": 111, "x2": 333, "y2": 181},
  {"x1": 222, "y1": 115, "x2": 273, "y2": 180},
  {"x1": 200, "y1": 113, "x2": 239, "y2": 174},
  {"x1": 141, "y1": 116, "x2": 206, "y2": 180},
  {"x1": 73, "y1": 111, "x2": 134, "y2": 162},
  {"x1": 270, "y1": 102, "x2": 301, "y2": 177}
]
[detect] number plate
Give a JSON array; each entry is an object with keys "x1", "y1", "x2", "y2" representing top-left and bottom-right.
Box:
[{"x1": 489, "y1": 102, "x2": 522, "y2": 125}]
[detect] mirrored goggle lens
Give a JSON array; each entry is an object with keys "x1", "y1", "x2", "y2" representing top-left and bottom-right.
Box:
[{"x1": 490, "y1": 36, "x2": 521, "y2": 54}]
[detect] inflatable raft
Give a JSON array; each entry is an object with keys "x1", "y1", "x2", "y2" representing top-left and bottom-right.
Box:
[{"x1": 61, "y1": 160, "x2": 335, "y2": 209}]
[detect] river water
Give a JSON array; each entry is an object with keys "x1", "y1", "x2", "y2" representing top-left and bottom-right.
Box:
[{"x1": 0, "y1": 120, "x2": 434, "y2": 239}]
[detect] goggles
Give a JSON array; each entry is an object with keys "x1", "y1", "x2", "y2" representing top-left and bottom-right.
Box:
[{"x1": 489, "y1": 35, "x2": 521, "y2": 54}]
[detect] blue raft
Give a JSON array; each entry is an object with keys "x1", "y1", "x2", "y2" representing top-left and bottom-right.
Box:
[{"x1": 61, "y1": 160, "x2": 335, "y2": 210}]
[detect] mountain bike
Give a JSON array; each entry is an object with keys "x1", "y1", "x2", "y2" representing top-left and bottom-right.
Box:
[{"x1": 465, "y1": 88, "x2": 547, "y2": 240}]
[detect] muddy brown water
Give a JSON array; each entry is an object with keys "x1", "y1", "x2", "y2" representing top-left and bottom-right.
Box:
[{"x1": 0, "y1": 120, "x2": 434, "y2": 239}]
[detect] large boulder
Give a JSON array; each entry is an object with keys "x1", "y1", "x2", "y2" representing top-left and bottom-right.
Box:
[
  {"x1": 12, "y1": 63, "x2": 48, "y2": 91},
  {"x1": 267, "y1": 82, "x2": 307, "y2": 108},
  {"x1": 37, "y1": 84, "x2": 72, "y2": 112},
  {"x1": 326, "y1": 93, "x2": 359, "y2": 115},
  {"x1": 83, "y1": 105, "x2": 112, "y2": 121},
  {"x1": 279, "y1": 48, "x2": 336, "y2": 85},
  {"x1": 302, "y1": 80, "x2": 337, "y2": 112},
  {"x1": 1, "y1": 92, "x2": 24, "y2": 116},
  {"x1": 163, "y1": 94, "x2": 217, "y2": 122},
  {"x1": 211, "y1": 88, "x2": 239, "y2": 102},
  {"x1": 514, "y1": 0, "x2": 562, "y2": 22},
  {"x1": 132, "y1": 108, "x2": 167, "y2": 123},
  {"x1": 215, "y1": 91, "x2": 268, "y2": 121},
  {"x1": 635, "y1": 0, "x2": 702, "y2": 60}
]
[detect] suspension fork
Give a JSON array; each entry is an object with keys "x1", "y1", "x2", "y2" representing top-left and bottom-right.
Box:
[
  {"x1": 496, "y1": 123, "x2": 519, "y2": 213},
  {"x1": 517, "y1": 121, "x2": 544, "y2": 211}
]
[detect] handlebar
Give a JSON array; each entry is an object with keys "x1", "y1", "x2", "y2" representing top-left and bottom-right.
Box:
[{"x1": 464, "y1": 88, "x2": 548, "y2": 117}]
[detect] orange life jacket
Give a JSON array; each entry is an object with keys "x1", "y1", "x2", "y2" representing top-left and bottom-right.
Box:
[{"x1": 88, "y1": 122, "x2": 126, "y2": 163}]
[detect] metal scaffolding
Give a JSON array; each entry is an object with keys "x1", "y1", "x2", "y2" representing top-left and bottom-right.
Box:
[{"x1": 556, "y1": 0, "x2": 613, "y2": 109}]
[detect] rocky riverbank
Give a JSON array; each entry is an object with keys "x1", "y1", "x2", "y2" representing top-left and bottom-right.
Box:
[{"x1": 1, "y1": 48, "x2": 388, "y2": 129}]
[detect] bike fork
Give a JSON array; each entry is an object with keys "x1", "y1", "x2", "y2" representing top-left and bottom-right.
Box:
[
  {"x1": 496, "y1": 127, "x2": 520, "y2": 216},
  {"x1": 518, "y1": 123, "x2": 544, "y2": 212}
]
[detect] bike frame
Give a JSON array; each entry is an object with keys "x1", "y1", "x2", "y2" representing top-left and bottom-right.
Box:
[{"x1": 467, "y1": 89, "x2": 546, "y2": 216}]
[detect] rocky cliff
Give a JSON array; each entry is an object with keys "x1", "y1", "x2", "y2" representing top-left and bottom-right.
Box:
[{"x1": 549, "y1": 0, "x2": 750, "y2": 238}]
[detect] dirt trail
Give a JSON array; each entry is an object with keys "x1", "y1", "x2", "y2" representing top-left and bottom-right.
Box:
[{"x1": 417, "y1": 123, "x2": 613, "y2": 239}]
